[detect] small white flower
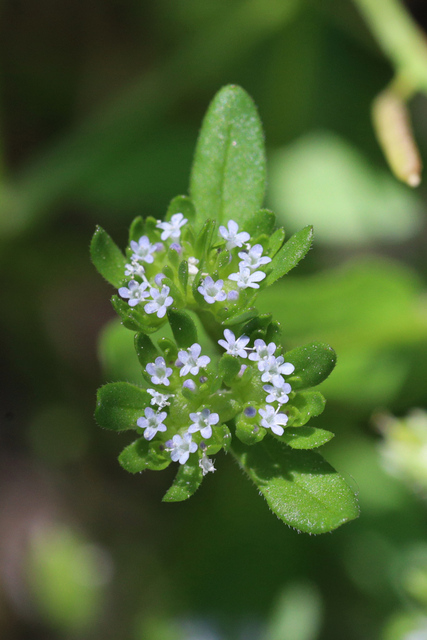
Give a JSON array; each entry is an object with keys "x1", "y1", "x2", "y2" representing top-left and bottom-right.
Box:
[
  {"x1": 198, "y1": 276, "x2": 227, "y2": 304},
  {"x1": 248, "y1": 339, "x2": 277, "y2": 362},
  {"x1": 188, "y1": 408, "x2": 219, "y2": 439},
  {"x1": 137, "y1": 407, "x2": 167, "y2": 440},
  {"x1": 199, "y1": 454, "x2": 216, "y2": 476},
  {"x1": 130, "y1": 236, "x2": 156, "y2": 264},
  {"x1": 146, "y1": 357, "x2": 173, "y2": 386},
  {"x1": 188, "y1": 257, "x2": 199, "y2": 275},
  {"x1": 183, "y1": 379, "x2": 196, "y2": 391},
  {"x1": 154, "y1": 273, "x2": 166, "y2": 286},
  {"x1": 144, "y1": 285, "x2": 173, "y2": 318},
  {"x1": 147, "y1": 388, "x2": 173, "y2": 408},
  {"x1": 228, "y1": 266, "x2": 266, "y2": 289},
  {"x1": 218, "y1": 220, "x2": 250, "y2": 250},
  {"x1": 178, "y1": 343, "x2": 210, "y2": 377},
  {"x1": 118, "y1": 280, "x2": 149, "y2": 306},
  {"x1": 218, "y1": 329, "x2": 250, "y2": 358},
  {"x1": 258, "y1": 356, "x2": 295, "y2": 385},
  {"x1": 238, "y1": 244, "x2": 271, "y2": 271},
  {"x1": 124, "y1": 261, "x2": 147, "y2": 279},
  {"x1": 156, "y1": 213, "x2": 188, "y2": 241},
  {"x1": 263, "y1": 379, "x2": 292, "y2": 405},
  {"x1": 167, "y1": 433, "x2": 198, "y2": 464},
  {"x1": 259, "y1": 405, "x2": 288, "y2": 436}
]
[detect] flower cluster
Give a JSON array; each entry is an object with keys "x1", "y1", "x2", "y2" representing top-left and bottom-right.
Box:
[
  {"x1": 197, "y1": 220, "x2": 272, "y2": 305},
  {"x1": 136, "y1": 346, "x2": 217, "y2": 475},
  {"x1": 118, "y1": 213, "x2": 189, "y2": 319},
  {"x1": 117, "y1": 215, "x2": 273, "y2": 331},
  {"x1": 218, "y1": 329, "x2": 294, "y2": 436}
]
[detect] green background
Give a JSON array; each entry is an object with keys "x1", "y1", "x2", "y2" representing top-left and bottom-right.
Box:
[{"x1": 1, "y1": 1, "x2": 427, "y2": 638}]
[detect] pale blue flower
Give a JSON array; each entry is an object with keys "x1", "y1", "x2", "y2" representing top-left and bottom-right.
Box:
[
  {"x1": 156, "y1": 213, "x2": 188, "y2": 241},
  {"x1": 259, "y1": 405, "x2": 288, "y2": 436},
  {"x1": 178, "y1": 343, "x2": 210, "y2": 377},
  {"x1": 188, "y1": 408, "x2": 219, "y2": 439},
  {"x1": 248, "y1": 339, "x2": 277, "y2": 362},
  {"x1": 137, "y1": 408, "x2": 167, "y2": 440},
  {"x1": 167, "y1": 433, "x2": 198, "y2": 464},
  {"x1": 146, "y1": 357, "x2": 173, "y2": 386},
  {"x1": 199, "y1": 454, "x2": 216, "y2": 475},
  {"x1": 218, "y1": 329, "x2": 250, "y2": 358},
  {"x1": 198, "y1": 276, "x2": 227, "y2": 304},
  {"x1": 144, "y1": 285, "x2": 173, "y2": 318},
  {"x1": 238, "y1": 244, "x2": 271, "y2": 270},
  {"x1": 130, "y1": 236, "x2": 156, "y2": 263},
  {"x1": 118, "y1": 280, "x2": 149, "y2": 306},
  {"x1": 218, "y1": 220, "x2": 250, "y2": 250},
  {"x1": 228, "y1": 266, "x2": 266, "y2": 289}
]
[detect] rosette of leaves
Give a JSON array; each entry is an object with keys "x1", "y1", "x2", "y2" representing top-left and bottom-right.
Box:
[{"x1": 91, "y1": 85, "x2": 359, "y2": 534}]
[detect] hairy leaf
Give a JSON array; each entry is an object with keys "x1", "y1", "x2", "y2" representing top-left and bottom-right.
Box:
[
  {"x1": 90, "y1": 226, "x2": 126, "y2": 288},
  {"x1": 190, "y1": 85, "x2": 266, "y2": 228},
  {"x1": 95, "y1": 382, "x2": 150, "y2": 431},
  {"x1": 231, "y1": 438, "x2": 359, "y2": 534},
  {"x1": 265, "y1": 225, "x2": 313, "y2": 286}
]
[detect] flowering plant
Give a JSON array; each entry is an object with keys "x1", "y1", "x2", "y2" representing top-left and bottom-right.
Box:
[{"x1": 91, "y1": 85, "x2": 359, "y2": 533}]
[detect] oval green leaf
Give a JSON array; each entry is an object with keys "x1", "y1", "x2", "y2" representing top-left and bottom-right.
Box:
[
  {"x1": 265, "y1": 225, "x2": 313, "y2": 286},
  {"x1": 285, "y1": 342, "x2": 337, "y2": 390},
  {"x1": 95, "y1": 382, "x2": 150, "y2": 431},
  {"x1": 162, "y1": 457, "x2": 203, "y2": 502},
  {"x1": 119, "y1": 438, "x2": 170, "y2": 473},
  {"x1": 190, "y1": 85, "x2": 266, "y2": 229},
  {"x1": 90, "y1": 226, "x2": 127, "y2": 288},
  {"x1": 231, "y1": 438, "x2": 359, "y2": 534}
]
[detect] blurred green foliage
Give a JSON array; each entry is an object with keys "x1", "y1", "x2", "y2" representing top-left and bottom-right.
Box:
[{"x1": 2, "y1": 0, "x2": 427, "y2": 639}]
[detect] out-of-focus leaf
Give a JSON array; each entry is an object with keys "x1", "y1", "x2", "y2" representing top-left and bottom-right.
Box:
[
  {"x1": 95, "y1": 382, "x2": 150, "y2": 431},
  {"x1": 259, "y1": 258, "x2": 427, "y2": 407},
  {"x1": 268, "y1": 131, "x2": 422, "y2": 244},
  {"x1": 264, "y1": 225, "x2": 313, "y2": 286},
  {"x1": 266, "y1": 582, "x2": 322, "y2": 640},
  {"x1": 90, "y1": 226, "x2": 126, "y2": 288},
  {"x1": 244, "y1": 208, "x2": 276, "y2": 238},
  {"x1": 119, "y1": 438, "x2": 170, "y2": 473},
  {"x1": 231, "y1": 437, "x2": 359, "y2": 533},
  {"x1": 162, "y1": 457, "x2": 203, "y2": 502},
  {"x1": 190, "y1": 85, "x2": 266, "y2": 228},
  {"x1": 166, "y1": 195, "x2": 196, "y2": 224},
  {"x1": 98, "y1": 318, "x2": 142, "y2": 384}
]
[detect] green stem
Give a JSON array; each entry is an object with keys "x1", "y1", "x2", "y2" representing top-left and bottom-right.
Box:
[{"x1": 354, "y1": 0, "x2": 427, "y2": 93}]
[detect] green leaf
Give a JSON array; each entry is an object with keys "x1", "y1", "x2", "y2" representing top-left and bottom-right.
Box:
[
  {"x1": 111, "y1": 295, "x2": 160, "y2": 334},
  {"x1": 218, "y1": 354, "x2": 241, "y2": 385},
  {"x1": 178, "y1": 260, "x2": 188, "y2": 293},
  {"x1": 223, "y1": 307, "x2": 258, "y2": 326},
  {"x1": 268, "y1": 227, "x2": 286, "y2": 257},
  {"x1": 235, "y1": 412, "x2": 266, "y2": 445},
  {"x1": 195, "y1": 218, "x2": 216, "y2": 260},
  {"x1": 265, "y1": 225, "x2": 313, "y2": 286},
  {"x1": 134, "y1": 333, "x2": 158, "y2": 368},
  {"x1": 162, "y1": 457, "x2": 203, "y2": 502},
  {"x1": 287, "y1": 390, "x2": 326, "y2": 427},
  {"x1": 231, "y1": 438, "x2": 359, "y2": 534},
  {"x1": 241, "y1": 313, "x2": 272, "y2": 338},
  {"x1": 285, "y1": 342, "x2": 337, "y2": 390},
  {"x1": 166, "y1": 195, "x2": 196, "y2": 225},
  {"x1": 190, "y1": 85, "x2": 266, "y2": 229},
  {"x1": 280, "y1": 427, "x2": 334, "y2": 450},
  {"x1": 90, "y1": 226, "x2": 126, "y2": 288},
  {"x1": 167, "y1": 308, "x2": 198, "y2": 348},
  {"x1": 128, "y1": 216, "x2": 145, "y2": 243},
  {"x1": 119, "y1": 438, "x2": 170, "y2": 473},
  {"x1": 265, "y1": 320, "x2": 282, "y2": 343},
  {"x1": 157, "y1": 337, "x2": 178, "y2": 361},
  {"x1": 244, "y1": 209, "x2": 275, "y2": 238},
  {"x1": 95, "y1": 382, "x2": 150, "y2": 431}
]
